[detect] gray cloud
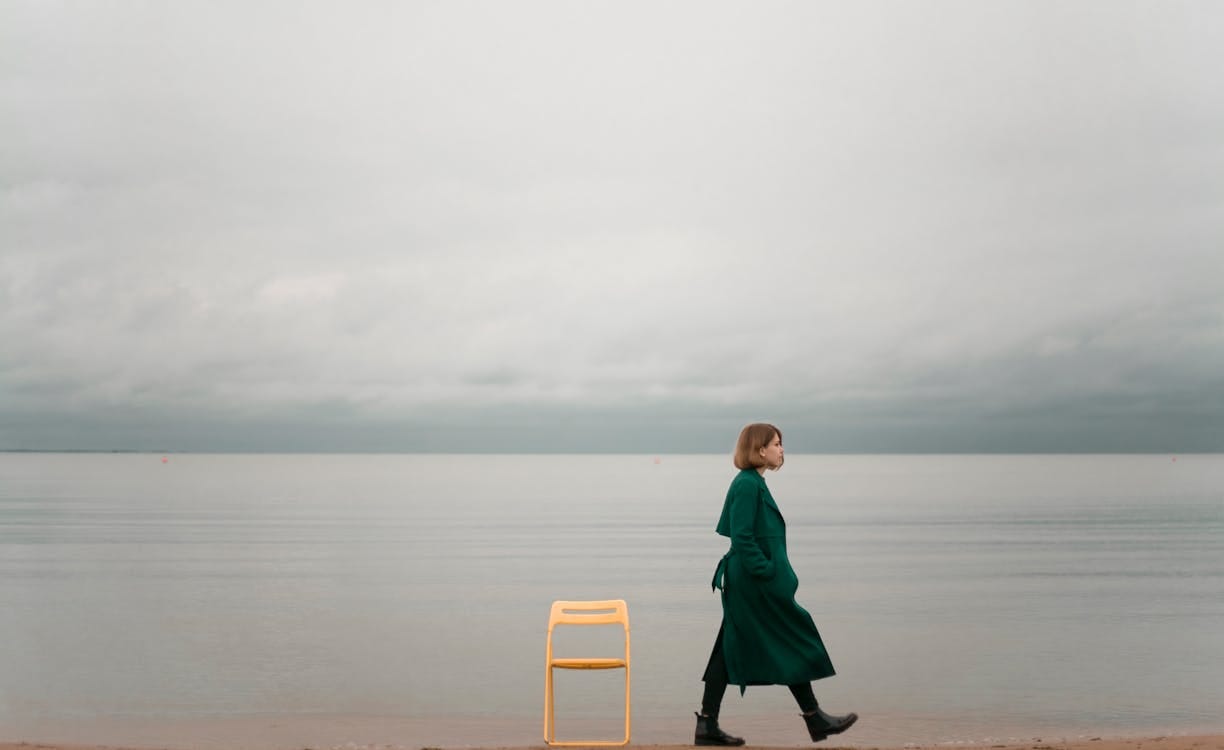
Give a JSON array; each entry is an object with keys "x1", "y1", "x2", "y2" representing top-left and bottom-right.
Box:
[{"x1": 2, "y1": 1, "x2": 1222, "y2": 451}]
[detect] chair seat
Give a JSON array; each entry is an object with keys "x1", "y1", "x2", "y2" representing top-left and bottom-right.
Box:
[{"x1": 551, "y1": 657, "x2": 627, "y2": 670}]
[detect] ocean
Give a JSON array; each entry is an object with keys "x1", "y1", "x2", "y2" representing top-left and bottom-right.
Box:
[{"x1": 1, "y1": 453, "x2": 1222, "y2": 748}]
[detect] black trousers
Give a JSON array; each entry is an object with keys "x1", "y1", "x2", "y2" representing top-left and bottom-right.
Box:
[{"x1": 701, "y1": 623, "x2": 818, "y2": 719}]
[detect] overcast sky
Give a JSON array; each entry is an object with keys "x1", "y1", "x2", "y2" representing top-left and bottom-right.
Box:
[{"x1": 2, "y1": 2, "x2": 1222, "y2": 452}]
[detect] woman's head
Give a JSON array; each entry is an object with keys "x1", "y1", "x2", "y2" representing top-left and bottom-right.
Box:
[{"x1": 733, "y1": 423, "x2": 784, "y2": 471}]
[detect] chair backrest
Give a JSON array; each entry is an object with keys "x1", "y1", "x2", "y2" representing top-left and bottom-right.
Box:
[{"x1": 547, "y1": 599, "x2": 630, "y2": 632}]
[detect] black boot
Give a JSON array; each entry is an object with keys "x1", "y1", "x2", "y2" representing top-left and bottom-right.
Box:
[
  {"x1": 801, "y1": 704, "x2": 858, "y2": 742},
  {"x1": 694, "y1": 712, "x2": 745, "y2": 746}
]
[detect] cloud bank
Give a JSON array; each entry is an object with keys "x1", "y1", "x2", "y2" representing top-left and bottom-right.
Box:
[{"x1": 3, "y1": 2, "x2": 1222, "y2": 451}]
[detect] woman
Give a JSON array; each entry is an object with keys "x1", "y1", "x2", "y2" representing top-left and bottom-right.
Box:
[{"x1": 694, "y1": 423, "x2": 858, "y2": 746}]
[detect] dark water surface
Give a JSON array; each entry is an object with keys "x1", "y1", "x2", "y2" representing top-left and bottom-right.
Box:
[{"x1": 2, "y1": 453, "x2": 1222, "y2": 747}]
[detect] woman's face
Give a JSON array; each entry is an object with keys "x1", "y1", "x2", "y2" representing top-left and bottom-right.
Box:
[{"x1": 759, "y1": 432, "x2": 784, "y2": 469}]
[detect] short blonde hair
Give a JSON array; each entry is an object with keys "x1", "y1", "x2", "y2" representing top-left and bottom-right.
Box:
[{"x1": 733, "y1": 423, "x2": 783, "y2": 471}]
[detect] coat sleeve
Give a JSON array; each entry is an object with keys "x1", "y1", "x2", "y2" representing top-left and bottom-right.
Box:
[{"x1": 728, "y1": 481, "x2": 776, "y2": 580}]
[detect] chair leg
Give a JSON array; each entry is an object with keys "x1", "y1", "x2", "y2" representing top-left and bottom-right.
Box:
[
  {"x1": 623, "y1": 667, "x2": 631, "y2": 745},
  {"x1": 544, "y1": 666, "x2": 554, "y2": 743}
]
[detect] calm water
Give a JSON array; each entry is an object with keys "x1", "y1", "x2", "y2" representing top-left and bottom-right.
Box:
[{"x1": 1, "y1": 453, "x2": 1222, "y2": 748}]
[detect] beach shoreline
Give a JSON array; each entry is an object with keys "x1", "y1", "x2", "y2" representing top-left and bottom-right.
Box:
[
  {"x1": 2, "y1": 723, "x2": 1222, "y2": 750},
  {"x1": 2, "y1": 733, "x2": 1223, "y2": 750}
]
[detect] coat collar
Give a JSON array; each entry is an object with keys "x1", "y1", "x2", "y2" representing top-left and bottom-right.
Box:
[
  {"x1": 740, "y1": 469, "x2": 783, "y2": 517},
  {"x1": 739, "y1": 468, "x2": 766, "y2": 483}
]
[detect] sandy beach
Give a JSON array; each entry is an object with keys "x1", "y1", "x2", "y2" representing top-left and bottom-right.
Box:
[{"x1": 3, "y1": 732, "x2": 1222, "y2": 750}]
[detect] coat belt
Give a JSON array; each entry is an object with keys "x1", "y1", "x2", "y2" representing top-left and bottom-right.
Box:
[{"x1": 711, "y1": 551, "x2": 734, "y2": 591}]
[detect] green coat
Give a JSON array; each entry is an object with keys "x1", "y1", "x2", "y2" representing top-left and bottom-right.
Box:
[{"x1": 711, "y1": 469, "x2": 836, "y2": 690}]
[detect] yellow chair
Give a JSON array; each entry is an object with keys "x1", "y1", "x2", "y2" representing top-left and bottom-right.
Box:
[{"x1": 543, "y1": 599, "x2": 631, "y2": 746}]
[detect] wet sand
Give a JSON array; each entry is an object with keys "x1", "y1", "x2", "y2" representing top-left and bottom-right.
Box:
[{"x1": 2, "y1": 732, "x2": 1222, "y2": 750}]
